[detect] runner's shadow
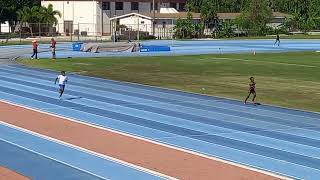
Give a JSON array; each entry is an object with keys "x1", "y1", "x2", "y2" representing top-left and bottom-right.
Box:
[
  {"x1": 65, "y1": 97, "x2": 82, "y2": 101},
  {"x1": 245, "y1": 102, "x2": 262, "y2": 106}
]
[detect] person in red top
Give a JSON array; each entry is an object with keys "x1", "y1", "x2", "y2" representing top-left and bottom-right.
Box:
[
  {"x1": 31, "y1": 40, "x2": 38, "y2": 59},
  {"x1": 50, "y1": 38, "x2": 56, "y2": 60},
  {"x1": 244, "y1": 77, "x2": 257, "y2": 104}
]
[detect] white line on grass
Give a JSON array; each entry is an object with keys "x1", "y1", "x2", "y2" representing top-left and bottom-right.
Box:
[{"x1": 207, "y1": 57, "x2": 317, "y2": 68}]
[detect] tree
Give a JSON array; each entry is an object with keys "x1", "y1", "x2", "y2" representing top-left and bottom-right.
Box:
[
  {"x1": 0, "y1": 0, "x2": 40, "y2": 32},
  {"x1": 17, "y1": 6, "x2": 39, "y2": 36},
  {"x1": 174, "y1": 12, "x2": 196, "y2": 39},
  {"x1": 216, "y1": 21, "x2": 235, "y2": 38},
  {"x1": 39, "y1": 4, "x2": 61, "y2": 26},
  {"x1": 236, "y1": 0, "x2": 272, "y2": 35},
  {"x1": 17, "y1": 4, "x2": 61, "y2": 37},
  {"x1": 185, "y1": 0, "x2": 320, "y2": 34},
  {"x1": 200, "y1": 0, "x2": 218, "y2": 29},
  {"x1": 186, "y1": 0, "x2": 205, "y2": 13},
  {"x1": 307, "y1": 0, "x2": 320, "y2": 30},
  {"x1": 186, "y1": 0, "x2": 249, "y2": 13},
  {"x1": 283, "y1": 13, "x2": 303, "y2": 31}
]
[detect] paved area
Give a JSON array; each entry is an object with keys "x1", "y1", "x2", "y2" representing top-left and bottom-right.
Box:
[{"x1": 0, "y1": 46, "x2": 29, "y2": 64}]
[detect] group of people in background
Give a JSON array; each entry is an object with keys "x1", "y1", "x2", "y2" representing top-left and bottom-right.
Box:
[{"x1": 31, "y1": 38, "x2": 56, "y2": 60}]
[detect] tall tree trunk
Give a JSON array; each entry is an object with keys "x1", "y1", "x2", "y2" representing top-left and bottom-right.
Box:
[
  {"x1": 0, "y1": 9, "x2": 3, "y2": 33},
  {"x1": 30, "y1": 27, "x2": 33, "y2": 37},
  {"x1": 9, "y1": 21, "x2": 16, "y2": 33},
  {"x1": 29, "y1": 23, "x2": 34, "y2": 37}
]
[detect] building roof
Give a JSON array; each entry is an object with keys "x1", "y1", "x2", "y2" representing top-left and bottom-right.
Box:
[
  {"x1": 110, "y1": 12, "x2": 290, "y2": 21},
  {"x1": 142, "y1": 12, "x2": 201, "y2": 19},
  {"x1": 159, "y1": 8, "x2": 179, "y2": 14},
  {"x1": 217, "y1": 13, "x2": 240, "y2": 20},
  {"x1": 110, "y1": 13, "x2": 152, "y2": 21},
  {"x1": 272, "y1": 12, "x2": 291, "y2": 18}
]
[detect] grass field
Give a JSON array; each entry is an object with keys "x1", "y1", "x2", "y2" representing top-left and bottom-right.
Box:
[{"x1": 19, "y1": 52, "x2": 320, "y2": 112}]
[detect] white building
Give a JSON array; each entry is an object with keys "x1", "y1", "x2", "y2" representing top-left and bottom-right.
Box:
[
  {"x1": 0, "y1": 22, "x2": 10, "y2": 33},
  {"x1": 41, "y1": 0, "x2": 187, "y2": 36},
  {"x1": 41, "y1": 0, "x2": 289, "y2": 38},
  {"x1": 109, "y1": 12, "x2": 290, "y2": 39}
]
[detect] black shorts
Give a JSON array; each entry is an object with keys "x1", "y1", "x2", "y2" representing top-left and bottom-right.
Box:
[
  {"x1": 59, "y1": 84, "x2": 65, "y2": 90},
  {"x1": 250, "y1": 89, "x2": 256, "y2": 94}
]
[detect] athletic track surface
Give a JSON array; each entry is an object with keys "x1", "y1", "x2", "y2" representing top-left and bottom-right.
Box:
[{"x1": 0, "y1": 64, "x2": 320, "y2": 179}]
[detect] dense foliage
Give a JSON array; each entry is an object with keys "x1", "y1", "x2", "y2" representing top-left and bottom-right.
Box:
[
  {"x1": 1, "y1": 0, "x2": 319, "y2": 37},
  {"x1": 0, "y1": 0, "x2": 40, "y2": 31},
  {"x1": 174, "y1": 12, "x2": 197, "y2": 39},
  {"x1": 184, "y1": 0, "x2": 320, "y2": 38},
  {"x1": 235, "y1": 0, "x2": 272, "y2": 35},
  {"x1": 17, "y1": 4, "x2": 61, "y2": 36},
  {"x1": 187, "y1": 0, "x2": 249, "y2": 13},
  {"x1": 0, "y1": 0, "x2": 61, "y2": 35}
]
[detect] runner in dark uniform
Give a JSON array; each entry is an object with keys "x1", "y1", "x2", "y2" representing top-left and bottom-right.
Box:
[
  {"x1": 244, "y1": 77, "x2": 257, "y2": 104},
  {"x1": 274, "y1": 34, "x2": 280, "y2": 46},
  {"x1": 31, "y1": 40, "x2": 38, "y2": 59},
  {"x1": 50, "y1": 38, "x2": 56, "y2": 60}
]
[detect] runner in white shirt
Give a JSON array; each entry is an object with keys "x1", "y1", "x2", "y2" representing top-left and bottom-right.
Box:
[{"x1": 55, "y1": 71, "x2": 68, "y2": 98}]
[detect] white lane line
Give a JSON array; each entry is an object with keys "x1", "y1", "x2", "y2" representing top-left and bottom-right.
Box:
[
  {"x1": 4, "y1": 65, "x2": 320, "y2": 118},
  {"x1": 0, "y1": 136, "x2": 110, "y2": 180},
  {"x1": 1, "y1": 74, "x2": 320, "y2": 154},
  {"x1": 1, "y1": 74, "x2": 317, "y2": 134},
  {"x1": 2, "y1": 87, "x2": 315, "y2": 171},
  {"x1": 0, "y1": 121, "x2": 174, "y2": 180},
  {"x1": 62, "y1": 67, "x2": 320, "y2": 117},
  {"x1": 152, "y1": 125, "x2": 320, "y2": 141},
  {"x1": 0, "y1": 69, "x2": 317, "y2": 132},
  {"x1": 5, "y1": 80, "x2": 319, "y2": 156},
  {"x1": 1, "y1": 73, "x2": 320, "y2": 158},
  {"x1": 22, "y1": 65, "x2": 320, "y2": 119},
  {"x1": 0, "y1": 99, "x2": 293, "y2": 180},
  {"x1": 40, "y1": 106, "x2": 81, "y2": 110},
  {"x1": 0, "y1": 67, "x2": 316, "y2": 176}
]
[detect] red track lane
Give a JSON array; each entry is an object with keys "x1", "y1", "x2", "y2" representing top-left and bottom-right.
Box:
[
  {"x1": 0, "y1": 101, "x2": 288, "y2": 180},
  {"x1": 0, "y1": 166, "x2": 30, "y2": 180}
]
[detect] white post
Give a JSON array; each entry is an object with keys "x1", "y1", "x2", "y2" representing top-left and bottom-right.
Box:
[
  {"x1": 171, "y1": 19, "x2": 174, "y2": 47},
  {"x1": 93, "y1": 0, "x2": 95, "y2": 36},
  {"x1": 137, "y1": 15, "x2": 140, "y2": 42}
]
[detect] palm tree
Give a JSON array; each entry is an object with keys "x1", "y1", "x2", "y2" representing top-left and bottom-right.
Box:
[
  {"x1": 40, "y1": 4, "x2": 61, "y2": 25},
  {"x1": 39, "y1": 4, "x2": 61, "y2": 36},
  {"x1": 18, "y1": 4, "x2": 61, "y2": 37},
  {"x1": 17, "y1": 6, "x2": 33, "y2": 36}
]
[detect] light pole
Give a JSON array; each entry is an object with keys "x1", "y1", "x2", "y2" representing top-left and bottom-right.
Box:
[
  {"x1": 136, "y1": 15, "x2": 140, "y2": 42},
  {"x1": 152, "y1": 0, "x2": 155, "y2": 36},
  {"x1": 101, "y1": 0, "x2": 103, "y2": 36}
]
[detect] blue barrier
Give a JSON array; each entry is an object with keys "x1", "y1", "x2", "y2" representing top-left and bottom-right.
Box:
[
  {"x1": 72, "y1": 42, "x2": 83, "y2": 51},
  {"x1": 140, "y1": 45, "x2": 170, "y2": 52}
]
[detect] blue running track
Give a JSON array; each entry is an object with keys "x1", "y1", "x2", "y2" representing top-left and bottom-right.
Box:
[
  {"x1": 0, "y1": 64, "x2": 320, "y2": 180},
  {"x1": 1, "y1": 39, "x2": 320, "y2": 59}
]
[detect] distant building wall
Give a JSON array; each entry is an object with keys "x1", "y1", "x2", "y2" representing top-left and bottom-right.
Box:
[
  {"x1": 0, "y1": 22, "x2": 10, "y2": 33},
  {"x1": 42, "y1": 1, "x2": 98, "y2": 35},
  {"x1": 42, "y1": 0, "x2": 186, "y2": 35}
]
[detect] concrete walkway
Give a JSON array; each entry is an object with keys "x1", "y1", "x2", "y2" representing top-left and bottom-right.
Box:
[{"x1": 0, "y1": 46, "x2": 31, "y2": 64}]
